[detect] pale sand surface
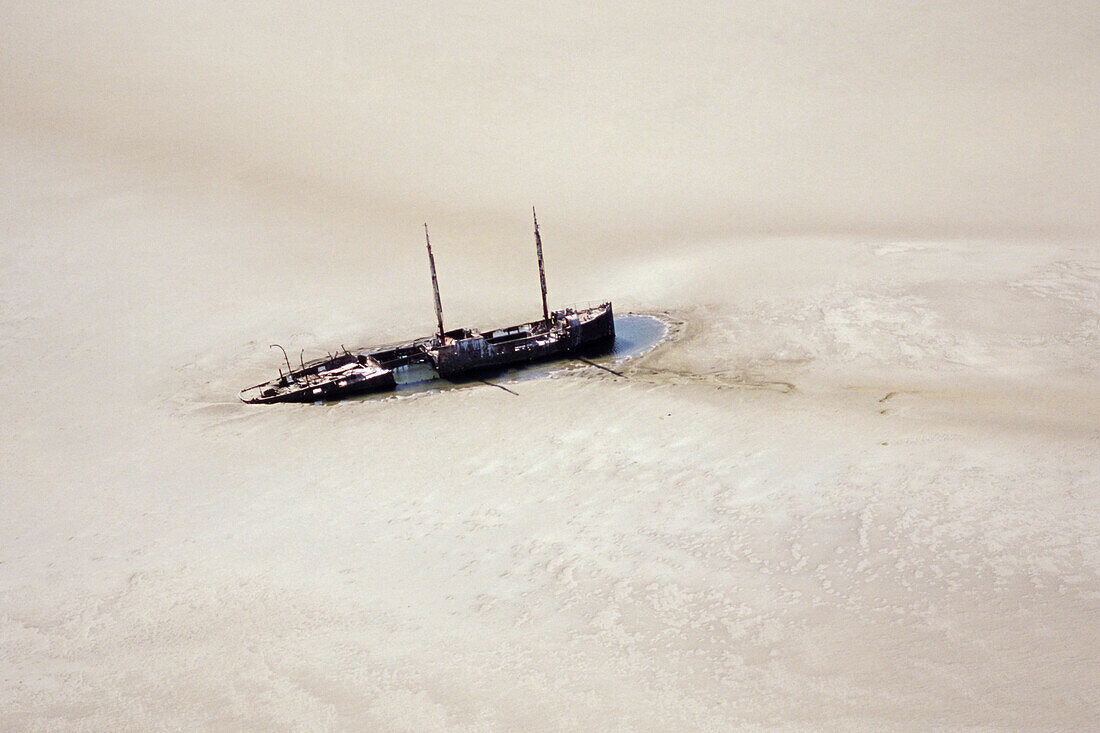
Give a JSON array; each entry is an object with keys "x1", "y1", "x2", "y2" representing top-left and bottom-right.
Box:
[{"x1": 2, "y1": 3, "x2": 1099, "y2": 730}]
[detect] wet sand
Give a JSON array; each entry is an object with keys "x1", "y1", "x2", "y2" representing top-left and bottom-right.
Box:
[{"x1": 2, "y1": 3, "x2": 1099, "y2": 729}]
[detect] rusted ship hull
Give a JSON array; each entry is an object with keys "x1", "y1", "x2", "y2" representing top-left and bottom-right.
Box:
[
  {"x1": 239, "y1": 303, "x2": 614, "y2": 403},
  {"x1": 431, "y1": 302, "x2": 614, "y2": 377},
  {"x1": 239, "y1": 353, "x2": 396, "y2": 404},
  {"x1": 239, "y1": 211, "x2": 613, "y2": 404}
]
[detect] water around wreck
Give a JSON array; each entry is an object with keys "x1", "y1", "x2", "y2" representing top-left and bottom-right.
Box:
[{"x1": 346, "y1": 313, "x2": 671, "y2": 403}]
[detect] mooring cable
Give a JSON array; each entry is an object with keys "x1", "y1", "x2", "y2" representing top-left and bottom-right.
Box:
[
  {"x1": 576, "y1": 357, "x2": 625, "y2": 378},
  {"x1": 479, "y1": 379, "x2": 519, "y2": 396}
]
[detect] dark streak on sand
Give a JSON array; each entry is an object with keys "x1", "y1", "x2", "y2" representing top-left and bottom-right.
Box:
[
  {"x1": 577, "y1": 357, "x2": 626, "y2": 378},
  {"x1": 479, "y1": 379, "x2": 519, "y2": 396}
]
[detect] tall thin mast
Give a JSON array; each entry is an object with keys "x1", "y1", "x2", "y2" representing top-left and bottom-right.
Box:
[
  {"x1": 533, "y1": 207, "x2": 549, "y2": 321},
  {"x1": 424, "y1": 223, "x2": 445, "y2": 340}
]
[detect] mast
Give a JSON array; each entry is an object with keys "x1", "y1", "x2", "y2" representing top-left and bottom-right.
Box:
[
  {"x1": 533, "y1": 207, "x2": 549, "y2": 321},
  {"x1": 424, "y1": 223, "x2": 445, "y2": 340}
]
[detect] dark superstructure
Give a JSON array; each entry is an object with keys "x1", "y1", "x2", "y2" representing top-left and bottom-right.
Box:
[{"x1": 239, "y1": 211, "x2": 614, "y2": 403}]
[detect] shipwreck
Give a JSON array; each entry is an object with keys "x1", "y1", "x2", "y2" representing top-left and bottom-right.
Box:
[{"x1": 238, "y1": 210, "x2": 615, "y2": 404}]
